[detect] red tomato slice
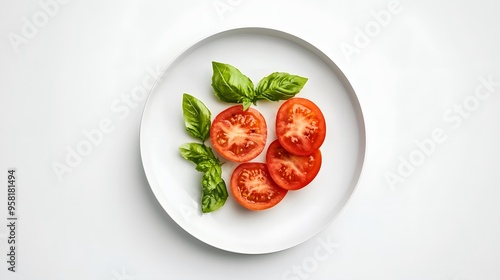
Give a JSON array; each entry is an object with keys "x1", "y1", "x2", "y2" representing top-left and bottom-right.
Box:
[
  {"x1": 210, "y1": 105, "x2": 267, "y2": 162},
  {"x1": 230, "y1": 162, "x2": 288, "y2": 211},
  {"x1": 266, "y1": 140, "x2": 322, "y2": 190},
  {"x1": 275, "y1": 97, "x2": 326, "y2": 156}
]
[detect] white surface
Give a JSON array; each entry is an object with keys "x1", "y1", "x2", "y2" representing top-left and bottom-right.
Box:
[
  {"x1": 140, "y1": 27, "x2": 365, "y2": 254},
  {"x1": 1, "y1": 0, "x2": 500, "y2": 279}
]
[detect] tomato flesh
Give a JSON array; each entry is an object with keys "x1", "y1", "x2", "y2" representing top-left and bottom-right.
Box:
[
  {"x1": 230, "y1": 162, "x2": 287, "y2": 211},
  {"x1": 266, "y1": 140, "x2": 322, "y2": 190},
  {"x1": 210, "y1": 105, "x2": 267, "y2": 162},
  {"x1": 275, "y1": 98, "x2": 326, "y2": 156}
]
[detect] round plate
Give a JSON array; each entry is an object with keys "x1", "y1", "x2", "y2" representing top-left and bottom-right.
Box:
[{"x1": 140, "y1": 27, "x2": 365, "y2": 254}]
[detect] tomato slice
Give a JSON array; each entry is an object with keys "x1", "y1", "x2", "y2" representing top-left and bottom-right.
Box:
[
  {"x1": 275, "y1": 97, "x2": 326, "y2": 156},
  {"x1": 210, "y1": 105, "x2": 267, "y2": 162},
  {"x1": 266, "y1": 140, "x2": 322, "y2": 190},
  {"x1": 230, "y1": 162, "x2": 288, "y2": 211}
]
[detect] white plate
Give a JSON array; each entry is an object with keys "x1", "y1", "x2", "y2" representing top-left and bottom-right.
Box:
[{"x1": 140, "y1": 27, "x2": 365, "y2": 254}]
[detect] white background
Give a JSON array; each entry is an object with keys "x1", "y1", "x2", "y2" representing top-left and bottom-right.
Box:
[{"x1": 1, "y1": 0, "x2": 500, "y2": 279}]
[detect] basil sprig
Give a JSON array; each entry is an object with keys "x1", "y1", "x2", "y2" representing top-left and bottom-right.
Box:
[
  {"x1": 179, "y1": 93, "x2": 228, "y2": 213},
  {"x1": 211, "y1": 61, "x2": 308, "y2": 110}
]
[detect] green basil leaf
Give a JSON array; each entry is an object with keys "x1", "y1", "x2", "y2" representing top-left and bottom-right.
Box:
[
  {"x1": 211, "y1": 61, "x2": 255, "y2": 109},
  {"x1": 182, "y1": 93, "x2": 211, "y2": 142},
  {"x1": 179, "y1": 143, "x2": 220, "y2": 172},
  {"x1": 255, "y1": 72, "x2": 308, "y2": 101},
  {"x1": 201, "y1": 165, "x2": 228, "y2": 213}
]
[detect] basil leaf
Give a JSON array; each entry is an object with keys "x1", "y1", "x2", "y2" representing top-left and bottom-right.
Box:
[
  {"x1": 211, "y1": 61, "x2": 255, "y2": 109},
  {"x1": 179, "y1": 142, "x2": 220, "y2": 172},
  {"x1": 255, "y1": 72, "x2": 308, "y2": 101},
  {"x1": 182, "y1": 93, "x2": 211, "y2": 142},
  {"x1": 201, "y1": 165, "x2": 228, "y2": 213}
]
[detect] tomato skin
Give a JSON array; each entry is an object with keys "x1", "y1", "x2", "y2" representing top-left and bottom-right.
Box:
[
  {"x1": 266, "y1": 140, "x2": 322, "y2": 190},
  {"x1": 275, "y1": 97, "x2": 326, "y2": 156},
  {"x1": 210, "y1": 105, "x2": 267, "y2": 162},
  {"x1": 230, "y1": 162, "x2": 288, "y2": 211}
]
